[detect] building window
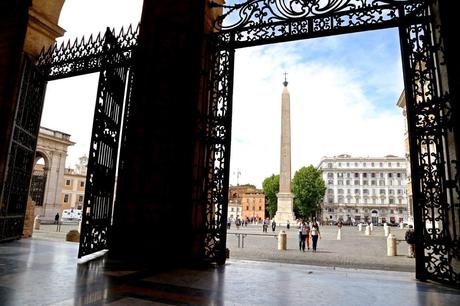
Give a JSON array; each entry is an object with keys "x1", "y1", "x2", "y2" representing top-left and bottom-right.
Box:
[
  {"x1": 379, "y1": 180, "x2": 385, "y2": 186},
  {"x1": 397, "y1": 162, "x2": 400, "y2": 167},
  {"x1": 327, "y1": 197, "x2": 334, "y2": 204},
  {"x1": 259, "y1": 206, "x2": 262, "y2": 211},
  {"x1": 380, "y1": 162, "x2": 383, "y2": 167},
  {"x1": 371, "y1": 162, "x2": 375, "y2": 167},
  {"x1": 354, "y1": 173, "x2": 359, "y2": 178},
  {"x1": 363, "y1": 162, "x2": 367, "y2": 167},
  {"x1": 246, "y1": 206, "x2": 249, "y2": 210},
  {"x1": 78, "y1": 195, "x2": 84, "y2": 203},
  {"x1": 327, "y1": 163, "x2": 333, "y2": 168},
  {"x1": 65, "y1": 179, "x2": 71, "y2": 186},
  {"x1": 389, "y1": 189, "x2": 395, "y2": 195},
  {"x1": 327, "y1": 173, "x2": 334, "y2": 178},
  {"x1": 371, "y1": 173, "x2": 376, "y2": 178},
  {"x1": 64, "y1": 194, "x2": 69, "y2": 203},
  {"x1": 355, "y1": 209, "x2": 359, "y2": 213},
  {"x1": 338, "y1": 189, "x2": 344, "y2": 194},
  {"x1": 354, "y1": 180, "x2": 359, "y2": 185},
  {"x1": 231, "y1": 208, "x2": 234, "y2": 212},
  {"x1": 338, "y1": 180, "x2": 343, "y2": 185},
  {"x1": 346, "y1": 162, "x2": 350, "y2": 167},
  {"x1": 380, "y1": 189, "x2": 386, "y2": 195},
  {"x1": 399, "y1": 199, "x2": 402, "y2": 204},
  {"x1": 363, "y1": 189, "x2": 369, "y2": 195},
  {"x1": 390, "y1": 209, "x2": 394, "y2": 214},
  {"x1": 80, "y1": 181, "x2": 85, "y2": 188},
  {"x1": 363, "y1": 180, "x2": 368, "y2": 185},
  {"x1": 371, "y1": 180, "x2": 376, "y2": 186},
  {"x1": 355, "y1": 162, "x2": 358, "y2": 167},
  {"x1": 399, "y1": 209, "x2": 403, "y2": 214},
  {"x1": 363, "y1": 173, "x2": 367, "y2": 178},
  {"x1": 328, "y1": 180, "x2": 333, "y2": 185},
  {"x1": 337, "y1": 173, "x2": 343, "y2": 178},
  {"x1": 338, "y1": 162, "x2": 342, "y2": 167},
  {"x1": 397, "y1": 173, "x2": 401, "y2": 178},
  {"x1": 389, "y1": 199, "x2": 394, "y2": 204},
  {"x1": 345, "y1": 180, "x2": 350, "y2": 185},
  {"x1": 346, "y1": 173, "x2": 351, "y2": 178},
  {"x1": 354, "y1": 189, "x2": 360, "y2": 194},
  {"x1": 327, "y1": 189, "x2": 333, "y2": 194}
]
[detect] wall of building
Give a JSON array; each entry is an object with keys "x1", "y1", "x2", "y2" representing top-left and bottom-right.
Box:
[{"x1": 319, "y1": 155, "x2": 408, "y2": 224}]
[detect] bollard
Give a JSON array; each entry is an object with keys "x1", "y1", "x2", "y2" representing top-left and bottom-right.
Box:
[
  {"x1": 387, "y1": 233, "x2": 397, "y2": 256},
  {"x1": 358, "y1": 223, "x2": 363, "y2": 232},
  {"x1": 337, "y1": 228, "x2": 342, "y2": 240},
  {"x1": 365, "y1": 225, "x2": 371, "y2": 235},
  {"x1": 78, "y1": 220, "x2": 82, "y2": 233},
  {"x1": 278, "y1": 230, "x2": 287, "y2": 250},
  {"x1": 384, "y1": 225, "x2": 390, "y2": 237},
  {"x1": 369, "y1": 223, "x2": 374, "y2": 232},
  {"x1": 400, "y1": 223, "x2": 404, "y2": 229},
  {"x1": 33, "y1": 216, "x2": 40, "y2": 230}
]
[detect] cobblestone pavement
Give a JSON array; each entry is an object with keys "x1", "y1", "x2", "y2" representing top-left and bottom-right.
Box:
[
  {"x1": 33, "y1": 222, "x2": 414, "y2": 272},
  {"x1": 226, "y1": 224, "x2": 415, "y2": 272}
]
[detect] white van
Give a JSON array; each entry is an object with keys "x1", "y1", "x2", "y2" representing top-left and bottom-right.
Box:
[{"x1": 62, "y1": 209, "x2": 82, "y2": 220}]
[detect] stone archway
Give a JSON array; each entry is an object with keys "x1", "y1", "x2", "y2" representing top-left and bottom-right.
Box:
[{"x1": 33, "y1": 127, "x2": 74, "y2": 221}]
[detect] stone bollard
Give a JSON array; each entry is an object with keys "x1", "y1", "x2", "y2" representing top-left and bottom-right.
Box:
[
  {"x1": 370, "y1": 223, "x2": 374, "y2": 232},
  {"x1": 278, "y1": 230, "x2": 287, "y2": 250},
  {"x1": 33, "y1": 216, "x2": 40, "y2": 230},
  {"x1": 337, "y1": 228, "x2": 342, "y2": 240},
  {"x1": 400, "y1": 223, "x2": 404, "y2": 229},
  {"x1": 358, "y1": 223, "x2": 362, "y2": 232},
  {"x1": 78, "y1": 220, "x2": 82, "y2": 233},
  {"x1": 365, "y1": 225, "x2": 371, "y2": 235},
  {"x1": 387, "y1": 233, "x2": 397, "y2": 256},
  {"x1": 384, "y1": 225, "x2": 390, "y2": 237}
]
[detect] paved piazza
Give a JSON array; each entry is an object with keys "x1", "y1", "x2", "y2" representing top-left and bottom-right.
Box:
[
  {"x1": 226, "y1": 224, "x2": 414, "y2": 272},
  {"x1": 34, "y1": 222, "x2": 414, "y2": 272}
]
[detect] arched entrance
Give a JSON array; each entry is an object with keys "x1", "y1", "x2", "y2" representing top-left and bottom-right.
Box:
[{"x1": 203, "y1": 0, "x2": 459, "y2": 285}]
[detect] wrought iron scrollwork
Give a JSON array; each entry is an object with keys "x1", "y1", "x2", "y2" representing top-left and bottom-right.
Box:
[
  {"x1": 206, "y1": 0, "x2": 459, "y2": 287},
  {"x1": 210, "y1": 0, "x2": 423, "y2": 48},
  {"x1": 78, "y1": 29, "x2": 131, "y2": 258},
  {"x1": 38, "y1": 25, "x2": 138, "y2": 80}
]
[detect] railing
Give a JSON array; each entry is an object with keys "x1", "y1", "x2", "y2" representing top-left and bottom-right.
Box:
[{"x1": 228, "y1": 232, "x2": 277, "y2": 248}]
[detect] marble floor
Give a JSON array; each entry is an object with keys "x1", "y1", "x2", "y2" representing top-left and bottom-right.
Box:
[{"x1": 0, "y1": 239, "x2": 459, "y2": 306}]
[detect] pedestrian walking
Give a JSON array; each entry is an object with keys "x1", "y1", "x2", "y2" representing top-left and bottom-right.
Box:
[
  {"x1": 286, "y1": 220, "x2": 290, "y2": 230},
  {"x1": 311, "y1": 221, "x2": 321, "y2": 252},
  {"x1": 305, "y1": 221, "x2": 311, "y2": 250},
  {"x1": 298, "y1": 219, "x2": 307, "y2": 251},
  {"x1": 54, "y1": 212, "x2": 59, "y2": 224},
  {"x1": 271, "y1": 220, "x2": 276, "y2": 232}
]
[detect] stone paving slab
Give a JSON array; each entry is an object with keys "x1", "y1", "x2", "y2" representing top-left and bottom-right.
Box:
[{"x1": 226, "y1": 224, "x2": 415, "y2": 272}]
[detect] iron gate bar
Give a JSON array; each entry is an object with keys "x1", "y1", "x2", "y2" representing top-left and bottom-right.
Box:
[
  {"x1": 206, "y1": 0, "x2": 460, "y2": 286},
  {"x1": 37, "y1": 25, "x2": 138, "y2": 81}
]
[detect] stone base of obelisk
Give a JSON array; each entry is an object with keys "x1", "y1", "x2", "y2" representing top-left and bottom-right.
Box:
[{"x1": 274, "y1": 192, "x2": 296, "y2": 225}]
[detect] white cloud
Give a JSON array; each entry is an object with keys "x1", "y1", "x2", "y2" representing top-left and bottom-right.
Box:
[{"x1": 230, "y1": 40, "x2": 405, "y2": 188}]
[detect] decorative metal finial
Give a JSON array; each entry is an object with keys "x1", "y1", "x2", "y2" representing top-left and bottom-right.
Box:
[{"x1": 283, "y1": 72, "x2": 288, "y2": 87}]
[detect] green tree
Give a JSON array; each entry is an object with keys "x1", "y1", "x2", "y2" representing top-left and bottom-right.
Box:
[
  {"x1": 262, "y1": 174, "x2": 279, "y2": 218},
  {"x1": 292, "y1": 166, "x2": 326, "y2": 219}
]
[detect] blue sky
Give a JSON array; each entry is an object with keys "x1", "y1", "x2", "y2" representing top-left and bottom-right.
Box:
[{"x1": 40, "y1": 0, "x2": 405, "y2": 188}]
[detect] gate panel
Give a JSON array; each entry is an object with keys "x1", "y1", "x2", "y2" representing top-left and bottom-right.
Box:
[
  {"x1": 0, "y1": 56, "x2": 46, "y2": 241},
  {"x1": 399, "y1": 5, "x2": 459, "y2": 285},
  {"x1": 78, "y1": 31, "x2": 129, "y2": 258}
]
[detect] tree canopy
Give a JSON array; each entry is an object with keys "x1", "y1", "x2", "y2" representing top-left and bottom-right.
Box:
[
  {"x1": 262, "y1": 174, "x2": 279, "y2": 218},
  {"x1": 292, "y1": 165, "x2": 326, "y2": 219}
]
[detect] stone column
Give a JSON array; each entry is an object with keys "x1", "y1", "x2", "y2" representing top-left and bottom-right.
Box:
[{"x1": 274, "y1": 78, "x2": 295, "y2": 224}]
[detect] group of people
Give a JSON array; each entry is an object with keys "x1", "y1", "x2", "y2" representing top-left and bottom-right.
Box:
[{"x1": 298, "y1": 218, "x2": 321, "y2": 252}]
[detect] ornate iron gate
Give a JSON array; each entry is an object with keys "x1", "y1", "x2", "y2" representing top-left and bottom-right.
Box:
[
  {"x1": 0, "y1": 27, "x2": 138, "y2": 256},
  {"x1": 0, "y1": 57, "x2": 46, "y2": 241},
  {"x1": 206, "y1": 0, "x2": 459, "y2": 286},
  {"x1": 78, "y1": 31, "x2": 129, "y2": 258}
]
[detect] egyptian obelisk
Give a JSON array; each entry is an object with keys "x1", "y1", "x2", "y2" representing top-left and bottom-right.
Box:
[{"x1": 274, "y1": 74, "x2": 296, "y2": 224}]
